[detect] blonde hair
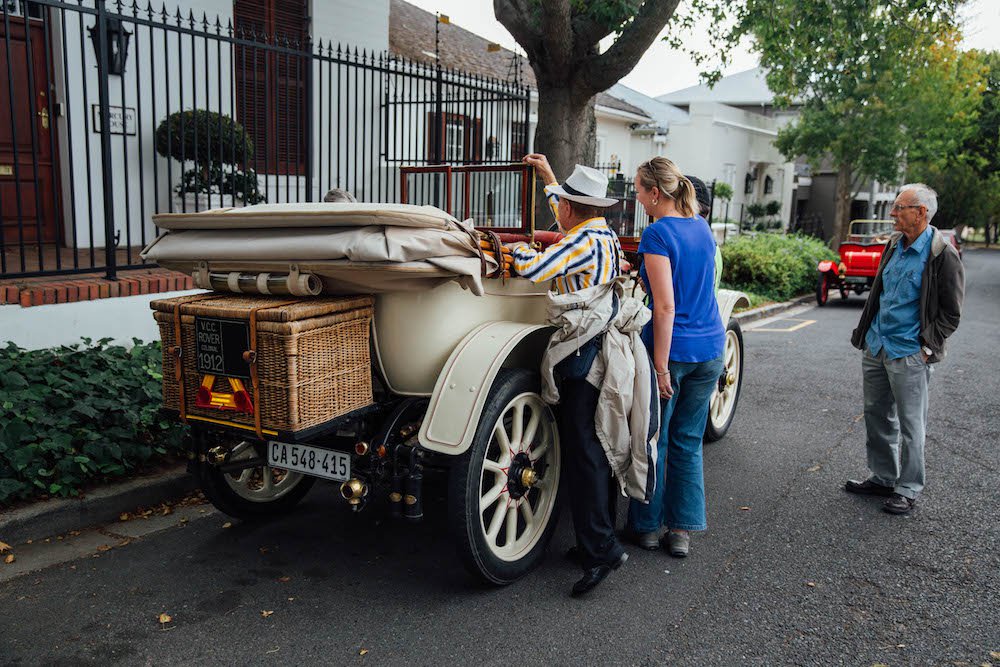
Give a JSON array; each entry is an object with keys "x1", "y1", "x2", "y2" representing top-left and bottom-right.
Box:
[{"x1": 636, "y1": 157, "x2": 698, "y2": 218}]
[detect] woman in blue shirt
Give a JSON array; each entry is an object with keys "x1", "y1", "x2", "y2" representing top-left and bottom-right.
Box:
[{"x1": 627, "y1": 157, "x2": 725, "y2": 558}]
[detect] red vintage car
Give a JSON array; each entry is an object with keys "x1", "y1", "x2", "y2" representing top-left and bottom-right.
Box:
[{"x1": 816, "y1": 219, "x2": 895, "y2": 306}]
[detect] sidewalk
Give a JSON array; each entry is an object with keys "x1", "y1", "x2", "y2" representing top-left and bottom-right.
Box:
[{"x1": 0, "y1": 293, "x2": 815, "y2": 547}]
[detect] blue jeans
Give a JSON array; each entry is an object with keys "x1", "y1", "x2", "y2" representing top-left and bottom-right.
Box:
[{"x1": 628, "y1": 356, "x2": 724, "y2": 532}]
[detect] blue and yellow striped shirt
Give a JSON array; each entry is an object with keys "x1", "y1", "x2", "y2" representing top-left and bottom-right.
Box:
[{"x1": 511, "y1": 216, "x2": 623, "y2": 294}]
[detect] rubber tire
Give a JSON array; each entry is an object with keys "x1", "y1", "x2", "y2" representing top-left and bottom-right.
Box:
[
  {"x1": 194, "y1": 441, "x2": 316, "y2": 521},
  {"x1": 448, "y1": 368, "x2": 560, "y2": 585},
  {"x1": 815, "y1": 273, "x2": 829, "y2": 307},
  {"x1": 705, "y1": 319, "x2": 744, "y2": 443}
]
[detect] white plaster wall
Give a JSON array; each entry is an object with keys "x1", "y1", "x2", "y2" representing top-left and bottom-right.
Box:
[
  {"x1": 0, "y1": 289, "x2": 202, "y2": 350},
  {"x1": 312, "y1": 0, "x2": 389, "y2": 52}
]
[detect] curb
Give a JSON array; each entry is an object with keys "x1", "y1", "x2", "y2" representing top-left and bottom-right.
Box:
[
  {"x1": 733, "y1": 294, "x2": 814, "y2": 326},
  {"x1": 0, "y1": 464, "x2": 195, "y2": 546}
]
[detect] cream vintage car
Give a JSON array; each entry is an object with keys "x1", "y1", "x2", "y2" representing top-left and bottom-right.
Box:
[{"x1": 143, "y1": 169, "x2": 747, "y2": 585}]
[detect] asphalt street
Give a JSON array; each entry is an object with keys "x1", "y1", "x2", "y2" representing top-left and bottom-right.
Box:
[{"x1": 2, "y1": 249, "x2": 998, "y2": 666}]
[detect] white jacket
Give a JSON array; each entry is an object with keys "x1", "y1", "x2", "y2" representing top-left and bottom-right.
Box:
[{"x1": 540, "y1": 278, "x2": 659, "y2": 502}]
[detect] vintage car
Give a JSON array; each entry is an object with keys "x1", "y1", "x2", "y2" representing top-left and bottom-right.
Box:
[
  {"x1": 816, "y1": 219, "x2": 895, "y2": 306},
  {"x1": 141, "y1": 165, "x2": 749, "y2": 586}
]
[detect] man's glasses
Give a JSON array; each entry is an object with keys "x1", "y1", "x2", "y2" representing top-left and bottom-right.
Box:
[{"x1": 890, "y1": 203, "x2": 923, "y2": 212}]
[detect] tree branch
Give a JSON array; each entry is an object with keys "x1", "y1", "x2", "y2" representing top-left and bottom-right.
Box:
[
  {"x1": 493, "y1": 0, "x2": 544, "y2": 60},
  {"x1": 582, "y1": 0, "x2": 681, "y2": 93}
]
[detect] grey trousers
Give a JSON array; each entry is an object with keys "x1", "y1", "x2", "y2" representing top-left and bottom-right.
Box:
[{"x1": 862, "y1": 347, "x2": 932, "y2": 500}]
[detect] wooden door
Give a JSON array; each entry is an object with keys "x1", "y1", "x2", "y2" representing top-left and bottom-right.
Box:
[{"x1": 0, "y1": 8, "x2": 58, "y2": 245}]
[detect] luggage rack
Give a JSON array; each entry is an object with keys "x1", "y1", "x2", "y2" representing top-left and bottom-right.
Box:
[{"x1": 400, "y1": 163, "x2": 537, "y2": 238}]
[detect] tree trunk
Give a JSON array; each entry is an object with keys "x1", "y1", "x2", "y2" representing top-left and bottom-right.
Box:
[
  {"x1": 831, "y1": 162, "x2": 853, "y2": 249},
  {"x1": 531, "y1": 83, "x2": 597, "y2": 227}
]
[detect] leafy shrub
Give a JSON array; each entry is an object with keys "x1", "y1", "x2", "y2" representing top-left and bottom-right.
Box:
[
  {"x1": 154, "y1": 109, "x2": 254, "y2": 166},
  {"x1": 177, "y1": 165, "x2": 266, "y2": 205},
  {"x1": 721, "y1": 232, "x2": 837, "y2": 301},
  {"x1": 765, "y1": 200, "x2": 782, "y2": 216},
  {"x1": 0, "y1": 340, "x2": 187, "y2": 506},
  {"x1": 713, "y1": 181, "x2": 734, "y2": 202}
]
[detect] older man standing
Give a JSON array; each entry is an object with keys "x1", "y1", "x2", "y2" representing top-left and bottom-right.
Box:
[{"x1": 846, "y1": 183, "x2": 964, "y2": 515}]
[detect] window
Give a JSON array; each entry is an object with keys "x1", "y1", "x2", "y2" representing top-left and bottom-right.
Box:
[
  {"x1": 723, "y1": 163, "x2": 736, "y2": 188},
  {"x1": 234, "y1": 0, "x2": 308, "y2": 173},
  {"x1": 510, "y1": 121, "x2": 527, "y2": 159},
  {"x1": 764, "y1": 175, "x2": 774, "y2": 194},
  {"x1": 744, "y1": 173, "x2": 754, "y2": 195},
  {"x1": 427, "y1": 112, "x2": 482, "y2": 163}
]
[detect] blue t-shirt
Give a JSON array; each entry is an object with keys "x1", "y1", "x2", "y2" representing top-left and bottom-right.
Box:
[{"x1": 639, "y1": 215, "x2": 725, "y2": 362}]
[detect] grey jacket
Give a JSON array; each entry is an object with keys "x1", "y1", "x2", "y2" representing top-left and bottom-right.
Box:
[
  {"x1": 850, "y1": 226, "x2": 964, "y2": 362},
  {"x1": 540, "y1": 279, "x2": 659, "y2": 503}
]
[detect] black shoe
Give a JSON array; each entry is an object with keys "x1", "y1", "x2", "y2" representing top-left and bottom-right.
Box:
[
  {"x1": 570, "y1": 552, "x2": 628, "y2": 597},
  {"x1": 883, "y1": 493, "x2": 916, "y2": 515},
  {"x1": 845, "y1": 478, "x2": 894, "y2": 497}
]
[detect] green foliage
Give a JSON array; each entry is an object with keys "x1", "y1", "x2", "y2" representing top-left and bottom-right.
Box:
[
  {"x1": 746, "y1": 202, "x2": 767, "y2": 222},
  {"x1": 713, "y1": 181, "x2": 734, "y2": 202},
  {"x1": 177, "y1": 165, "x2": 266, "y2": 205},
  {"x1": 721, "y1": 233, "x2": 837, "y2": 301},
  {"x1": 908, "y1": 161, "x2": 1000, "y2": 231},
  {"x1": 154, "y1": 110, "x2": 254, "y2": 166},
  {"x1": 764, "y1": 200, "x2": 781, "y2": 216},
  {"x1": 0, "y1": 340, "x2": 186, "y2": 507}
]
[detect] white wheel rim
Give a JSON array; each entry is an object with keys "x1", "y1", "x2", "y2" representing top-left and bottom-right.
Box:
[
  {"x1": 221, "y1": 441, "x2": 306, "y2": 503},
  {"x1": 709, "y1": 329, "x2": 741, "y2": 430},
  {"x1": 477, "y1": 392, "x2": 560, "y2": 562}
]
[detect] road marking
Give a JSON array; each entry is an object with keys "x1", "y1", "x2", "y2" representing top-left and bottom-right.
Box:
[{"x1": 750, "y1": 318, "x2": 816, "y2": 333}]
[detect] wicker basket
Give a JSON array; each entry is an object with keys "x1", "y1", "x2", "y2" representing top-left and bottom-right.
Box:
[{"x1": 151, "y1": 294, "x2": 374, "y2": 435}]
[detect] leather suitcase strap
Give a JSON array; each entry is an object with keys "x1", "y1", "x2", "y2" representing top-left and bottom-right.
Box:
[{"x1": 246, "y1": 300, "x2": 301, "y2": 439}]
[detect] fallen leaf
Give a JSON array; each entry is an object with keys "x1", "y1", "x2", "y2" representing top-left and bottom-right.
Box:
[
  {"x1": 991, "y1": 652, "x2": 1000, "y2": 659},
  {"x1": 739, "y1": 506, "x2": 751, "y2": 511},
  {"x1": 222, "y1": 522, "x2": 233, "y2": 529},
  {"x1": 806, "y1": 582, "x2": 816, "y2": 588},
  {"x1": 162, "y1": 506, "x2": 173, "y2": 516},
  {"x1": 4, "y1": 554, "x2": 15, "y2": 564},
  {"x1": 261, "y1": 610, "x2": 274, "y2": 618},
  {"x1": 0, "y1": 541, "x2": 10, "y2": 553},
  {"x1": 807, "y1": 465, "x2": 821, "y2": 472},
  {"x1": 287, "y1": 597, "x2": 295, "y2": 601},
  {"x1": 360, "y1": 649, "x2": 369, "y2": 656},
  {"x1": 854, "y1": 414, "x2": 864, "y2": 423},
  {"x1": 259, "y1": 547, "x2": 269, "y2": 554},
  {"x1": 25, "y1": 539, "x2": 32, "y2": 545},
  {"x1": 277, "y1": 576, "x2": 290, "y2": 583},
  {"x1": 119, "y1": 513, "x2": 131, "y2": 521},
  {"x1": 97, "y1": 545, "x2": 112, "y2": 552},
  {"x1": 158, "y1": 613, "x2": 172, "y2": 624},
  {"x1": 179, "y1": 518, "x2": 189, "y2": 525},
  {"x1": 69, "y1": 530, "x2": 81, "y2": 537}
]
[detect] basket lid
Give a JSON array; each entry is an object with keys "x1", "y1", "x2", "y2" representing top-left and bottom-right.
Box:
[{"x1": 149, "y1": 294, "x2": 373, "y2": 322}]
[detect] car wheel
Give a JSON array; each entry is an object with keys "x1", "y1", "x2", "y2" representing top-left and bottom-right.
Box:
[
  {"x1": 705, "y1": 319, "x2": 744, "y2": 443},
  {"x1": 448, "y1": 369, "x2": 561, "y2": 585},
  {"x1": 194, "y1": 432, "x2": 315, "y2": 520},
  {"x1": 815, "y1": 273, "x2": 829, "y2": 307}
]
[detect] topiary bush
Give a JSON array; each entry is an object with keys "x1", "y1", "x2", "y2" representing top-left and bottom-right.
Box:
[
  {"x1": 721, "y1": 232, "x2": 837, "y2": 302},
  {"x1": 154, "y1": 109, "x2": 254, "y2": 166},
  {"x1": 0, "y1": 339, "x2": 187, "y2": 506}
]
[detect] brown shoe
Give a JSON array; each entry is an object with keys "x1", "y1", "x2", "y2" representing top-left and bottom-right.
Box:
[
  {"x1": 845, "y1": 478, "x2": 894, "y2": 497},
  {"x1": 883, "y1": 493, "x2": 916, "y2": 515}
]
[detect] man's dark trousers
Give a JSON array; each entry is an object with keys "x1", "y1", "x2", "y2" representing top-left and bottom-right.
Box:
[{"x1": 558, "y1": 378, "x2": 625, "y2": 570}]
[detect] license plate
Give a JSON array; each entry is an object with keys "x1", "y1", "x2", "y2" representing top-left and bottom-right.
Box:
[
  {"x1": 268, "y1": 441, "x2": 350, "y2": 482},
  {"x1": 844, "y1": 276, "x2": 868, "y2": 284}
]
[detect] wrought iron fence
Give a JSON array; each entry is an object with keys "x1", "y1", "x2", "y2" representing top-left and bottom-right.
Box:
[{"x1": 0, "y1": 0, "x2": 530, "y2": 279}]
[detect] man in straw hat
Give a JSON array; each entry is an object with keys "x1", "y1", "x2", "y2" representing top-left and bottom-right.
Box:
[{"x1": 508, "y1": 154, "x2": 632, "y2": 596}]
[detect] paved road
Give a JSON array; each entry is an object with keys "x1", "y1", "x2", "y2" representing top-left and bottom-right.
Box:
[{"x1": 2, "y1": 250, "x2": 998, "y2": 666}]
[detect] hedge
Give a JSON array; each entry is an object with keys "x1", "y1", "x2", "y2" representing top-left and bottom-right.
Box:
[
  {"x1": 721, "y1": 232, "x2": 837, "y2": 301},
  {"x1": 0, "y1": 339, "x2": 186, "y2": 507}
]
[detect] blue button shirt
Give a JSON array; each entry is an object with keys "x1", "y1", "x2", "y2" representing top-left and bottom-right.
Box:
[{"x1": 866, "y1": 227, "x2": 932, "y2": 359}]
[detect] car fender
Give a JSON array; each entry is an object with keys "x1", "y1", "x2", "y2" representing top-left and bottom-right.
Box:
[
  {"x1": 717, "y1": 288, "x2": 750, "y2": 324},
  {"x1": 817, "y1": 260, "x2": 835, "y2": 273},
  {"x1": 418, "y1": 321, "x2": 553, "y2": 455}
]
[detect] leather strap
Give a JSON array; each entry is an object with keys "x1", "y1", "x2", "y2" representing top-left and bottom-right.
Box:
[{"x1": 246, "y1": 300, "x2": 300, "y2": 440}]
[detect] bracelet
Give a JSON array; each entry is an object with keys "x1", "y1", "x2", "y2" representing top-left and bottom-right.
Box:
[{"x1": 655, "y1": 369, "x2": 670, "y2": 376}]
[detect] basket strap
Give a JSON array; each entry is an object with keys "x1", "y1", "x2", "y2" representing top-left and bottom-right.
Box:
[
  {"x1": 247, "y1": 300, "x2": 301, "y2": 440},
  {"x1": 169, "y1": 293, "x2": 230, "y2": 423}
]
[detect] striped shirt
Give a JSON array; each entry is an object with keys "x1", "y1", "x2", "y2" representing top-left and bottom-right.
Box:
[{"x1": 512, "y1": 216, "x2": 623, "y2": 294}]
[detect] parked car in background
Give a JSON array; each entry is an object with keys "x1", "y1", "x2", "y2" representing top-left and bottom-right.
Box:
[
  {"x1": 816, "y1": 219, "x2": 895, "y2": 306},
  {"x1": 939, "y1": 228, "x2": 963, "y2": 259}
]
